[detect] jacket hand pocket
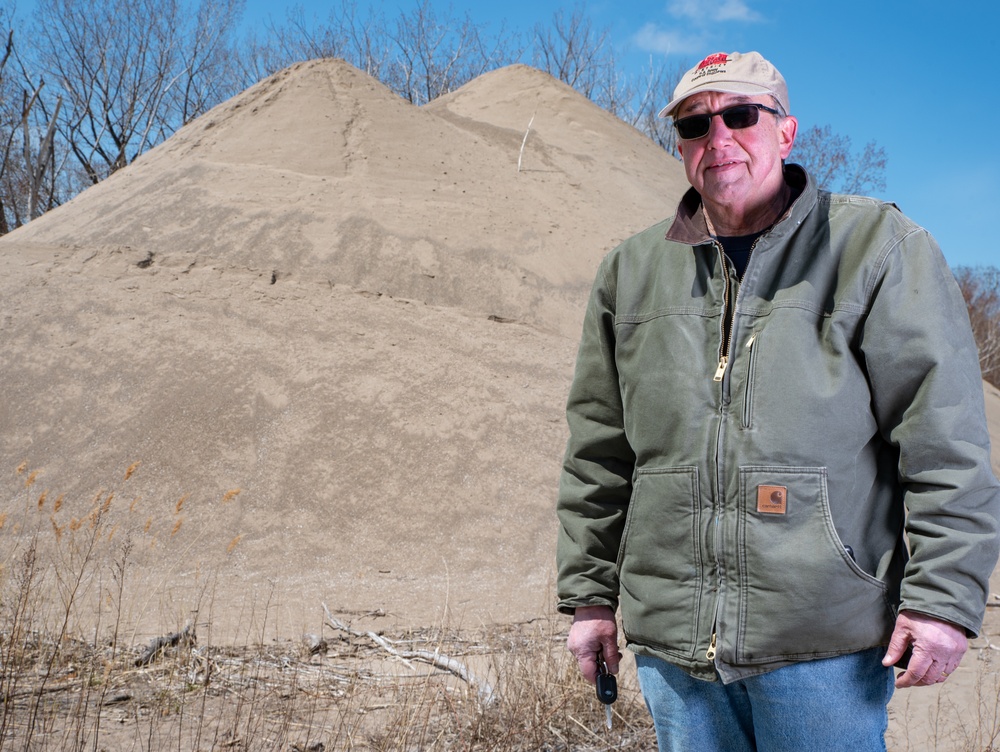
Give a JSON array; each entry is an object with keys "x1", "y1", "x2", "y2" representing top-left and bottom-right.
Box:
[
  {"x1": 733, "y1": 466, "x2": 894, "y2": 663},
  {"x1": 617, "y1": 466, "x2": 705, "y2": 659}
]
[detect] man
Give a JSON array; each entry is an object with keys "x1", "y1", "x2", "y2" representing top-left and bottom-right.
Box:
[{"x1": 555, "y1": 51, "x2": 1000, "y2": 751}]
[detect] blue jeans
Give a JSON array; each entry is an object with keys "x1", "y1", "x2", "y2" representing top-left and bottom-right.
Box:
[{"x1": 635, "y1": 648, "x2": 894, "y2": 752}]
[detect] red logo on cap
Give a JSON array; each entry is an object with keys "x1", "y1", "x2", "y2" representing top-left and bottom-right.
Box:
[{"x1": 697, "y1": 53, "x2": 729, "y2": 70}]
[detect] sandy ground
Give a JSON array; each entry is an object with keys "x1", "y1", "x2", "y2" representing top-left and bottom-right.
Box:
[{"x1": 1, "y1": 59, "x2": 996, "y2": 750}]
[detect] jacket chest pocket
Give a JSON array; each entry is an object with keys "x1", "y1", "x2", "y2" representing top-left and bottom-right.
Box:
[{"x1": 741, "y1": 329, "x2": 762, "y2": 429}]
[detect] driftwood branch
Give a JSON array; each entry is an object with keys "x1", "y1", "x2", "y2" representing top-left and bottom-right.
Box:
[
  {"x1": 321, "y1": 602, "x2": 496, "y2": 705},
  {"x1": 135, "y1": 622, "x2": 195, "y2": 666}
]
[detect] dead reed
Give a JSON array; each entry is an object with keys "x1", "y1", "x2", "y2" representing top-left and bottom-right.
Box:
[
  {"x1": 2, "y1": 463, "x2": 997, "y2": 751},
  {"x1": 1, "y1": 463, "x2": 656, "y2": 750}
]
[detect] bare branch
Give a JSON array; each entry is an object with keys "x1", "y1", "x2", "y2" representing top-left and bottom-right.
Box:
[
  {"x1": 791, "y1": 124, "x2": 887, "y2": 196},
  {"x1": 322, "y1": 602, "x2": 497, "y2": 705},
  {"x1": 954, "y1": 266, "x2": 1000, "y2": 387},
  {"x1": 532, "y1": 4, "x2": 610, "y2": 98}
]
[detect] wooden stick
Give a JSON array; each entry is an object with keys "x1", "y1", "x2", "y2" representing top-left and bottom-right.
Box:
[
  {"x1": 321, "y1": 602, "x2": 496, "y2": 705},
  {"x1": 517, "y1": 113, "x2": 535, "y2": 173}
]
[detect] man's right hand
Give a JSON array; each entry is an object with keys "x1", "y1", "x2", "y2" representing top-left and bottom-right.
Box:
[{"x1": 567, "y1": 605, "x2": 621, "y2": 684}]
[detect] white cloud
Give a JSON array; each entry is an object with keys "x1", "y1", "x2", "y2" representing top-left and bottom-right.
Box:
[
  {"x1": 641, "y1": 0, "x2": 764, "y2": 58},
  {"x1": 667, "y1": 0, "x2": 763, "y2": 23},
  {"x1": 667, "y1": 0, "x2": 702, "y2": 20},
  {"x1": 634, "y1": 22, "x2": 709, "y2": 56},
  {"x1": 717, "y1": 0, "x2": 764, "y2": 22}
]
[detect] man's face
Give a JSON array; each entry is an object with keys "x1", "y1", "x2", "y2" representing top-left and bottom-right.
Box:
[{"x1": 675, "y1": 92, "x2": 797, "y2": 213}]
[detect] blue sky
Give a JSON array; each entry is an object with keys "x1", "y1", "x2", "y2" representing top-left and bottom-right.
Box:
[
  {"x1": 240, "y1": 0, "x2": 994, "y2": 270},
  {"x1": 11, "y1": 0, "x2": 992, "y2": 268}
]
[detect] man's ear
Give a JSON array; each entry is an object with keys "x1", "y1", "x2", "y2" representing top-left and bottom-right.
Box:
[{"x1": 779, "y1": 116, "x2": 798, "y2": 160}]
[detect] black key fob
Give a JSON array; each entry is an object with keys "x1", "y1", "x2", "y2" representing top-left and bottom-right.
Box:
[{"x1": 596, "y1": 663, "x2": 617, "y2": 705}]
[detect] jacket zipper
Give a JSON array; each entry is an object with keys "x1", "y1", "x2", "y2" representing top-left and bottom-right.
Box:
[
  {"x1": 709, "y1": 242, "x2": 731, "y2": 663},
  {"x1": 708, "y1": 398, "x2": 729, "y2": 664},
  {"x1": 708, "y1": 233, "x2": 765, "y2": 663},
  {"x1": 712, "y1": 242, "x2": 731, "y2": 382},
  {"x1": 711, "y1": 236, "x2": 764, "y2": 383}
]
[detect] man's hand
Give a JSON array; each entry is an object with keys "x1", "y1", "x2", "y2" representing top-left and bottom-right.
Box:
[
  {"x1": 882, "y1": 610, "x2": 968, "y2": 688},
  {"x1": 567, "y1": 605, "x2": 621, "y2": 685}
]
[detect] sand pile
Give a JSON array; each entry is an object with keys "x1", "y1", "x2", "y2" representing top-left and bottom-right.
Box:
[
  {"x1": 2, "y1": 56, "x2": 997, "y2": 651},
  {"x1": 0, "y1": 58, "x2": 690, "y2": 634},
  {"x1": 2, "y1": 59, "x2": 998, "y2": 750},
  {"x1": 9, "y1": 60, "x2": 685, "y2": 338}
]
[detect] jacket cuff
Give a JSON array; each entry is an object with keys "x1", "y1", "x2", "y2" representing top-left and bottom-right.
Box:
[{"x1": 556, "y1": 597, "x2": 618, "y2": 616}]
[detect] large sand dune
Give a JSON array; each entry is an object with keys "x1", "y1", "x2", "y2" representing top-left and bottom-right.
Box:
[
  {"x1": 2, "y1": 58, "x2": 997, "y2": 749},
  {"x1": 2, "y1": 55, "x2": 997, "y2": 628},
  {"x1": 0, "y1": 59, "x2": 689, "y2": 634}
]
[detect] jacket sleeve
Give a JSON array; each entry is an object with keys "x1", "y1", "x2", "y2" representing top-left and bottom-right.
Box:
[
  {"x1": 555, "y1": 256, "x2": 637, "y2": 615},
  {"x1": 860, "y1": 220, "x2": 1000, "y2": 636}
]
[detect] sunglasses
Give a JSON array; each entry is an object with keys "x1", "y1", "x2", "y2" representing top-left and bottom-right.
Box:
[{"x1": 673, "y1": 103, "x2": 781, "y2": 140}]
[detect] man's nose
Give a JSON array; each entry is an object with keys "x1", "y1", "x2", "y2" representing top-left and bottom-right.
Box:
[{"x1": 705, "y1": 114, "x2": 734, "y2": 145}]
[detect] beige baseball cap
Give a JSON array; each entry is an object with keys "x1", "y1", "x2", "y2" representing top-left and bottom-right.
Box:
[{"x1": 658, "y1": 51, "x2": 790, "y2": 119}]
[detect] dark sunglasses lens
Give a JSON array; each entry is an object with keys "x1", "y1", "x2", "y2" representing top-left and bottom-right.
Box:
[
  {"x1": 675, "y1": 115, "x2": 710, "y2": 140},
  {"x1": 674, "y1": 105, "x2": 763, "y2": 139},
  {"x1": 721, "y1": 105, "x2": 760, "y2": 130}
]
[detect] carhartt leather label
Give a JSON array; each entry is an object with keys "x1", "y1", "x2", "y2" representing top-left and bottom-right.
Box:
[{"x1": 757, "y1": 485, "x2": 787, "y2": 514}]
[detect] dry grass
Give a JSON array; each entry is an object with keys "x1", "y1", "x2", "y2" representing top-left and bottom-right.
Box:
[
  {"x1": 0, "y1": 620, "x2": 660, "y2": 750},
  {"x1": 0, "y1": 464, "x2": 655, "y2": 750},
  {"x1": 0, "y1": 584, "x2": 658, "y2": 750},
  {"x1": 888, "y1": 646, "x2": 1000, "y2": 752},
  {"x1": 3, "y1": 463, "x2": 998, "y2": 751}
]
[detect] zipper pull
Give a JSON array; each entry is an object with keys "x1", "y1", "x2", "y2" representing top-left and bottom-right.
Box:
[
  {"x1": 746, "y1": 332, "x2": 757, "y2": 348},
  {"x1": 713, "y1": 356, "x2": 728, "y2": 382},
  {"x1": 706, "y1": 632, "x2": 717, "y2": 660}
]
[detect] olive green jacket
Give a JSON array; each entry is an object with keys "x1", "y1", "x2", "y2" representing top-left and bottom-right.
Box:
[{"x1": 556, "y1": 166, "x2": 1000, "y2": 682}]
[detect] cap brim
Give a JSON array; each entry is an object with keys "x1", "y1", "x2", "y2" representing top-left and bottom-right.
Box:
[{"x1": 658, "y1": 82, "x2": 775, "y2": 119}]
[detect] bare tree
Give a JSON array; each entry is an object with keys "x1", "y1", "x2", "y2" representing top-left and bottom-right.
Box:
[
  {"x1": 530, "y1": 6, "x2": 682, "y2": 143},
  {"x1": 790, "y1": 124, "x2": 887, "y2": 195},
  {"x1": 27, "y1": 0, "x2": 243, "y2": 185},
  {"x1": 1, "y1": 19, "x2": 66, "y2": 234},
  {"x1": 631, "y1": 57, "x2": 688, "y2": 156},
  {"x1": 587, "y1": 46, "x2": 640, "y2": 121},
  {"x1": 954, "y1": 266, "x2": 1000, "y2": 388},
  {"x1": 531, "y1": 3, "x2": 642, "y2": 120},
  {"x1": 173, "y1": 0, "x2": 246, "y2": 125},
  {"x1": 336, "y1": 1, "x2": 391, "y2": 81},
  {"x1": 385, "y1": 0, "x2": 519, "y2": 105},
  {"x1": 234, "y1": 30, "x2": 294, "y2": 91},
  {"x1": 0, "y1": 0, "x2": 245, "y2": 231},
  {"x1": 255, "y1": 3, "x2": 350, "y2": 73},
  {"x1": 1, "y1": 24, "x2": 18, "y2": 233},
  {"x1": 19, "y1": 86, "x2": 62, "y2": 221},
  {"x1": 532, "y1": 5, "x2": 610, "y2": 101},
  {"x1": 238, "y1": 0, "x2": 520, "y2": 106},
  {"x1": 27, "y1": 0, "x2": 181, "y2": 182}
]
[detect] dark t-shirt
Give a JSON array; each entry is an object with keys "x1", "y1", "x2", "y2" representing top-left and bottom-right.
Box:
[{"x1": 717, "y1": 231, "x2": 765, "y2": 280}]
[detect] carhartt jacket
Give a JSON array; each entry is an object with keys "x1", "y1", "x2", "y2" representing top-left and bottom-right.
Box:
[{"x1": 556, "y1": 165, "x2": 1000, "y2": 682}]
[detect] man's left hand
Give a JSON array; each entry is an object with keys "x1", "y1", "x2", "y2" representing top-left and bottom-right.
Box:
[{"x1": 882, "y1": 610, "x2": 968, "y2": 688}]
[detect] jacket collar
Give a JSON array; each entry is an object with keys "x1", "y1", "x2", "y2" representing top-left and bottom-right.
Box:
[{"x1": 665, "y1": 164, "x2": 816, "y2": 247}]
